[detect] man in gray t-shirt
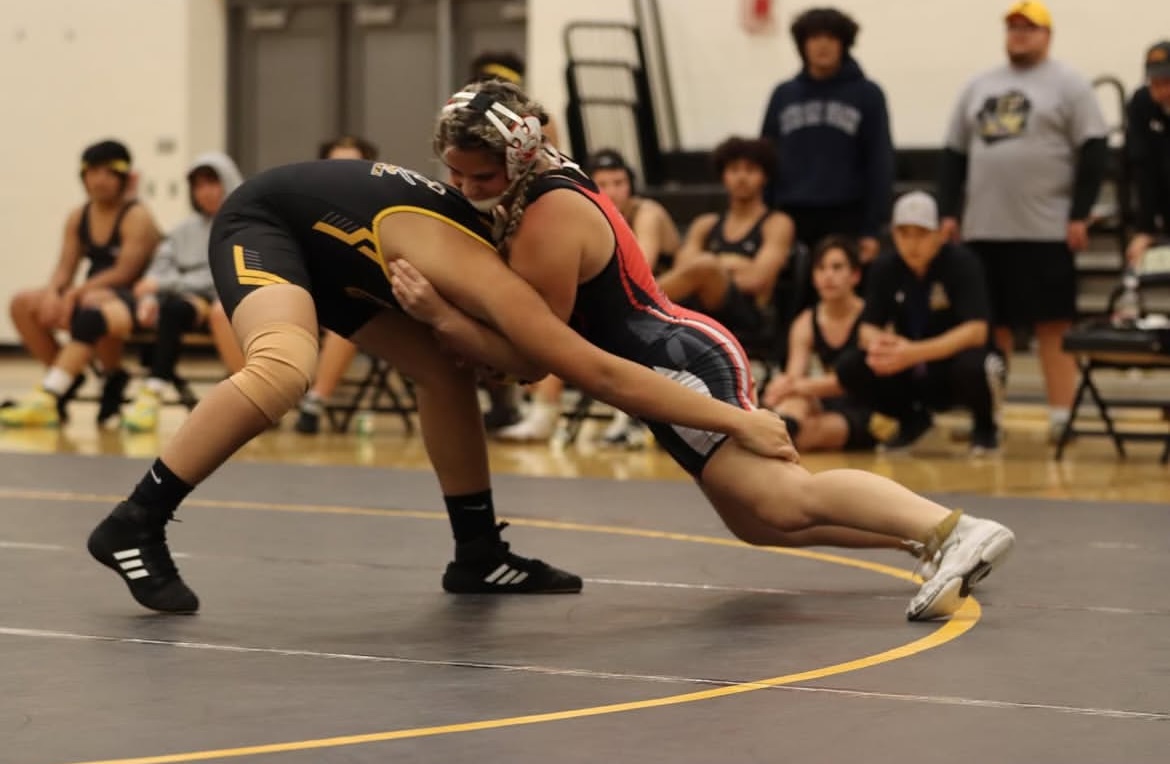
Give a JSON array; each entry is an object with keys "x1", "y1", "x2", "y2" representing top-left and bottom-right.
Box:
[{"x1": 937, "y1": 0, "x2": 1107, "y2": 437}]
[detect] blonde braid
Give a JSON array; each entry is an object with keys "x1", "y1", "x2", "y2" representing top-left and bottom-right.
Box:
[{"x1": 495, "y1": 169, "x2": 538, "y2": 259}]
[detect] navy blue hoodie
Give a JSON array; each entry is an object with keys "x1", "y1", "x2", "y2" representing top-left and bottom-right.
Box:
[{"x1": 759, "y1": 56, "x2": 894, "y2": 237}]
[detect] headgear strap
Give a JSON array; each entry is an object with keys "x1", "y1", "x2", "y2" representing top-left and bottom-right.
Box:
[{"x1": 442, "y1": 89, "x2": 544, "y2": 180}]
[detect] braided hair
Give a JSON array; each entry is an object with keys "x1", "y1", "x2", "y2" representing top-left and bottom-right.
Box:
[{"x1": 434, "y1": 80, "x2": 552, "y2": 256}]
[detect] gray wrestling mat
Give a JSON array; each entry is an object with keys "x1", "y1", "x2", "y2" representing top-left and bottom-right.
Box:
[{"x1": 0, "y1": 452, "x2": 1166, "y2": 763}]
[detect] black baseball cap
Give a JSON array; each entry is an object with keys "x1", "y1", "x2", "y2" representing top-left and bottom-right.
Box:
[
  {"x1": 586, "y1": 149, "x2": 632, "y2": 175},
  {"x1": 1146, "y1": 41, "x2": 1170, "y2": 79}
]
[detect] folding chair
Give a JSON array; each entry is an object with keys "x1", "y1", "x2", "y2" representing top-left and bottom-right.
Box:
[
  {"x1": 325, "y1": 354, "x2": 417, "y2": 434},
  {"x1": 1056, "y1": 245, "x2": 1170, "y2": 462}
]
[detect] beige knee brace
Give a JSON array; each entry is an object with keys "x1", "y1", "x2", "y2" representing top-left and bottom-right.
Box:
[{"x1": 229, "y1": 323, "x2": 319, "y2": 423}]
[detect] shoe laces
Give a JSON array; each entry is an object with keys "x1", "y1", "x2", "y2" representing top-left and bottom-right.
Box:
[{"x1": 491, "y1": 521, "x2": 550, "y2": 569}]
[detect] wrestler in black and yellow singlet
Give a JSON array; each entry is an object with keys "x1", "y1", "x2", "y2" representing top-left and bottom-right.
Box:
[{"x1": 209, "y1": 159, "x2": 493, "y2": 337}]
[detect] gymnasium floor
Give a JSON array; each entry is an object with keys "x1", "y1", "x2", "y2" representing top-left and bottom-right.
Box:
[{"x1": 1, "y1": 358, "x2": 1168, "y2": 763}]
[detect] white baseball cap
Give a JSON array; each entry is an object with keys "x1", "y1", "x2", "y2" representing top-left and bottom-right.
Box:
[{"x1": 892, "y1": 191, "x2": 939, "y2": 231}]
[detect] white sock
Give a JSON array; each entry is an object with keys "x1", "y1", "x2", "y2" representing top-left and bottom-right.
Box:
[
  {"x1": 1049, "y1": 407, "x2": 1071, "y2": 426},
  {"x1": 42, "y1": 367, "x2": 73, "y2": 397},
  {"x1": 145, "y1": 377, "x2": 167, "y2": 394}
]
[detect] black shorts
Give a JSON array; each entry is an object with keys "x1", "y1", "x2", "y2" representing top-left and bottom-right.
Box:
[
  {"x1": 966, "y1": 240, "x2": 1077, "y2": 327},
  {"x1": 638, "y1": 315, "x2": 756, "y2": 478},
  {"x1": 209, "y1": 207, "x2": 383, "y2": 339},
  {"x1": 820, "y1": 397, "x2": 877, "y2": 451}
]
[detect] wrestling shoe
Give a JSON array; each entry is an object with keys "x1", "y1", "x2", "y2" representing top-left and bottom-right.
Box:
[
  {"x1": 442, "y1": 523, "x2": 583, "y2": 594},
  {"x1": 0, "y1": 389, "x2": 60, "y2": 428},
  {"x1": 295, "y1": 393, "x2": 323, "y2": 434},
  {"x1": 907, "y1": 514, "x2": 1015, "y2": 621},
  {"x1": 87, "y1": 500, "x2": 199, "y2": 613},
  {"x1": 122, "y1": 388, "x2": 161, "y2": 433}
]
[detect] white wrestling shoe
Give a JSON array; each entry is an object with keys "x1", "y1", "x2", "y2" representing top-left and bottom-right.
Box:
[
  {"x1": 906, "y1": 514, "x2": 1015, "y2": 621},
  {"x1": 903, "y1": 540, "x2": 939, "y2": 582}
]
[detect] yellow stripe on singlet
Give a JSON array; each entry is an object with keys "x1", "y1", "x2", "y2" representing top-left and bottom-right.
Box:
[
  {"x1": 310, "y1": 222, "x2": 381, "y2": 265},
  {"x1": 370, "y1": 205, "x2": 495, "y2": 278},
  {"x1": 233, "y1": 245, "x2": 288, "y2": 286}
]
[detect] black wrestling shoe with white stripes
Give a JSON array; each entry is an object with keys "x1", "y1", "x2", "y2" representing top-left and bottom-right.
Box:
[
  {"x1": 87, "y1": 500, "x2": 199, "y2": 613},
  {"x1": 442, "y1": 523, "x2": 583, "y2": 594}
]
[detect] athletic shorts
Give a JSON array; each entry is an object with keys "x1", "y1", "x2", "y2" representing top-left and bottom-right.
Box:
[
  {"x1": 820, "y1": 396, "x2": 877, "y2": 451},
  {"x1": 208, "y1": 206, "x2": 382, "y2": 339},
  {"x1": 637, "y1": 316, "x2": 756, "y2": 478},
  {"x1": 966, "y1": 240, "x2": 1078, "y2": 327}
]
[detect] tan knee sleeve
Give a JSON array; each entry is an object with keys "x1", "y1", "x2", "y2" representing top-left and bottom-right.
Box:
[{"x1": 229, "y1": 323, "x2": 319, "y2": 423}]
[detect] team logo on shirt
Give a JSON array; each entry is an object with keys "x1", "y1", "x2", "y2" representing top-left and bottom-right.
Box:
[
  {"x1": 929, "y1": 282, "x2": 951, "y2": 311},
  {"x1": 977, "y1": 90, "x2": 1032, "y2": 144}
]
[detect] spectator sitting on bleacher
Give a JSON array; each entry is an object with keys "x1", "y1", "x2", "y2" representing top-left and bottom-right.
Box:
[
  {"x1": 759, "y1": 6, "x2": 893, "y2": 265},
  {"x1": 295, "y1": 135, "x2": 380, "y2": 435},
  {"x1": 493, "y1": 149, "x2": 683, "y2": 445},
  {"x1": 836, "y1": 191, "x2": 1005, "y2": 456},
  {"x1": 2, "y1": 140, "x2": 159, "y2": 428},
  {"x1": 937, "y1": 1, "x2": 1107, "y2": 441},
  {"x1": 1126, "y1": 40, "x2": 1170, "y2": 265},
  {"x1": 761, "y1": 235, "x2": 877, "y2": 452},
  {"x1": 121, "y1": 152, "x2": 244, "y2": 433},
  {"x1": 657, "y1": 137, "x2": 794, "y2": 342}
]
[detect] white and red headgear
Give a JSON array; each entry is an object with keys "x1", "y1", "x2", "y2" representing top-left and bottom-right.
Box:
[{"x1": 442, "y1": 89, "x2": 544, "y2": 180}]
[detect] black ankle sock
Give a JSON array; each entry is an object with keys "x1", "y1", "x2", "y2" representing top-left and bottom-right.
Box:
[
  {"x1": 128, "y1": 458, "x2": 194, "y2": 522},
  {"x1": 443, "y1": 489, "x2": 498, "y2": 544}
]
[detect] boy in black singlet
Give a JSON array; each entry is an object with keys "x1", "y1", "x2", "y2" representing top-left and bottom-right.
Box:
[
  {"x1": 657, "y1": 137, "x2": 794, "y2": 342},
  {"x1": 3, "y1": 140, "x2": 159, "y2": 426},
  {"x1": 762, "y1": 236, "x2": 878, "y2": 451}
]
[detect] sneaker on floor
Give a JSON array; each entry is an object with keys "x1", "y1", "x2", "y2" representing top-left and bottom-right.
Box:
[
  {"x1": 969, "y1": 425, "x2": 1000, "y2": 457},
  {"x1": 87, "y1": 500, "x2": 199, "y2": 613},
  {"x1": 601, "y1": 412, "x2": 649, "y2": 450},
  {"x1": 0, "y1": 389, "x2": 60, "y2": 428},
  {"x1": 442, "y1": 523, "x2": 583, "y2": 594},
  {"x1": 295, "y1": 394, "x2": 323, "y2": 434},
  {"x1": 878, "y1": 409, "x2": 933, "y2": 453},
  {"x1": 96, "y1": 369, "x2": 130, "y2": 427},
  {"x1": 123, "y1": 389, "x2": 161, "y2": 434},
  {"x1": 906, "y1": 514, "x2": 1015, "y2": 621},
  {"x1": 494, "y1": 406, "x2": 557, "y2": 442}
]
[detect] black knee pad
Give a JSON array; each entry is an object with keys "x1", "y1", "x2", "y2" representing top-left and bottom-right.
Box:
[
  {"x1": 158, "y1": 294, "x2": 199, "y2": 331},
  {"x1": 70, "y1": 307, "x2": 108, "y2": 344}
]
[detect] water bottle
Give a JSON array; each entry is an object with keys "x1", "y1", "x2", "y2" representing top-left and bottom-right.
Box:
[
  {"x1": 1111, "y1": 269, "x2": 1142, "y2": 327},
  {"x1": 355, "y1": 411, "x2": 375, "y2": 437}
]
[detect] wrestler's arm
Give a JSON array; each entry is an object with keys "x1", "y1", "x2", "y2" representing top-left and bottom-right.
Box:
[{"x1": 401, "y1": 231, "x2": 788, "y2": 453}]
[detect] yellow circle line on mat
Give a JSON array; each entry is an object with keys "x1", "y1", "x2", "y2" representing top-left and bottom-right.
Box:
[{"x1": 0, "y1": 487, "x2": 980, "y2": 764}]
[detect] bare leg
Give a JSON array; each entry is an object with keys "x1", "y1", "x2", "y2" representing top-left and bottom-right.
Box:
[
  {"x1": 309, "y1": 331, "x2": 360, "y2": 399},
  {"x1": 352, "y1": 310, "x2": 489, "y2": 495},
  {"x1": 793, "y1": 413, "x2": 851, "y2": 452},
  {"x1": 657, "y1": 256, "x2": 731, "y2": 309},
  {"x1": 10, "y1": 288, "x2": 61, "y2": 365},
  {"x1": 1035, "y1": 320, "x2": 1076, "y2": 409},
  {"x1": 700, "y1": 439, "x2": 952, "y2": 544},
  {"x1": 162, "y1": 285, "x2": 317, "y2": 483}
]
